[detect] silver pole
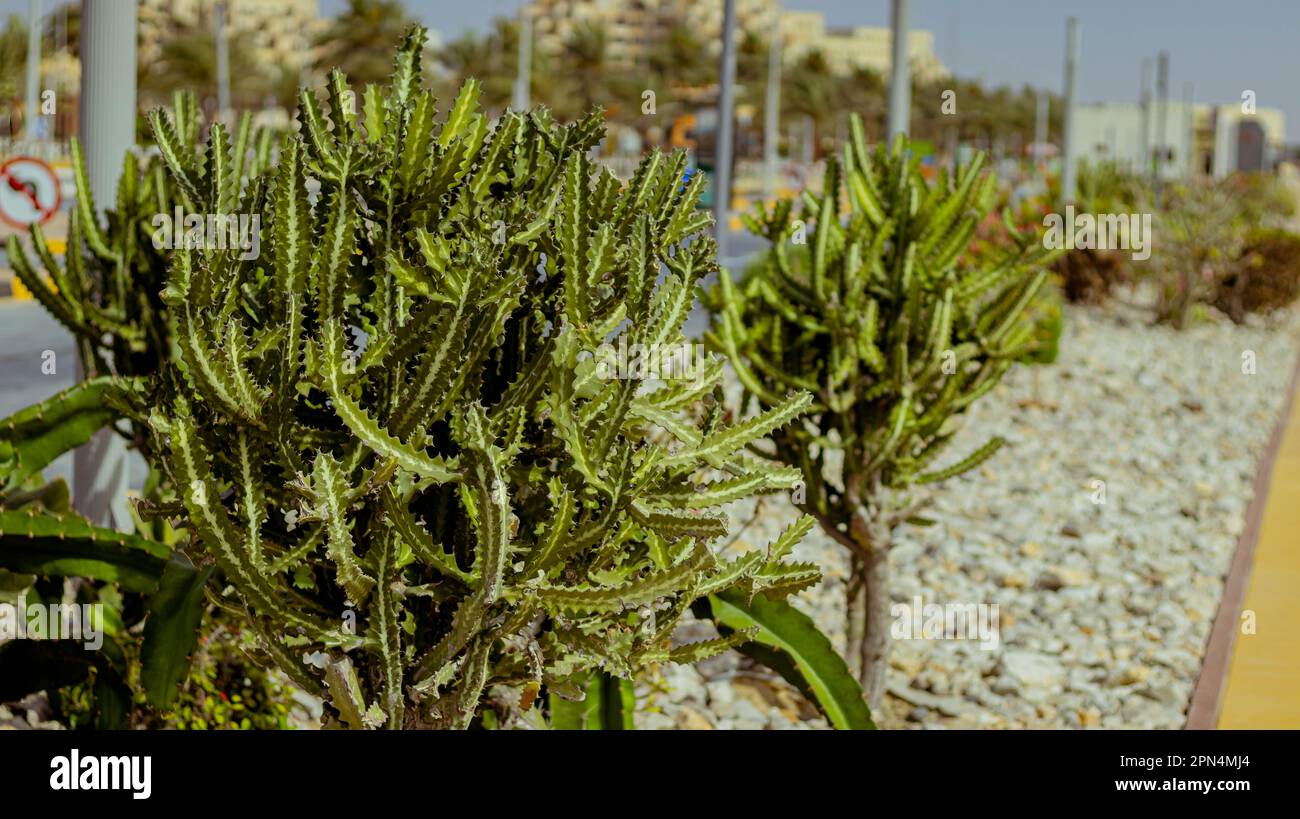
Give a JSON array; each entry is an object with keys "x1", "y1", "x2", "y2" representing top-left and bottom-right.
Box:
[
  {"x1": 763, "y1": 4, "x2": 782, "y2": 203},
  {"x1": 512, "y1": 6, "x2": 532, "y2": 111},
  {"x1": 1060, "y1": 17, "x2": 1080, "y2": 204},
  {"x1": 75, "y1": 0, "x2": 137, "y2": 529},
  {"x1": 215, "y1": 0, "x2": 231, "y2": 121},
  {"x1": 24, "y1": 0, "x2": 40, "y2": 143},
  {"x1": 1139, "y1": 58, "x2": 1150, "y2": 175},
  {"x1": 713, "y1": 0, "x2": 738, "y2": 258},
  {"x1": 886, "y1": 0, "x2": 911, "y2": 140},
  {"x1": 1033, "y1": 89, "x2": 1047, "y2": 166},
  {"x1": 1154, "y1": 51, "x2": 1168, "y2": 180}
]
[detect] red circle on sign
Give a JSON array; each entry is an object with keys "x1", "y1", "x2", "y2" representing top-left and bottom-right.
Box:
[{"x1": 0, "y1": 156, "x2": 63, "y2": 230}]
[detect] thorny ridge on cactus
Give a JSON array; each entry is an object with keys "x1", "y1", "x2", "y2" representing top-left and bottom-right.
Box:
[
  {"x1": 146, "y1": 27, "x2": 820, "y2": 729},
  {"x1": 704, "y1": 116, "x2": 1060, "y2": 707}
]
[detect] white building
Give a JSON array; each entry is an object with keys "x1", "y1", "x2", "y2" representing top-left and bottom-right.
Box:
[{"x1": 1069, "y1": 100, "x2": 1286, "y2": 179}]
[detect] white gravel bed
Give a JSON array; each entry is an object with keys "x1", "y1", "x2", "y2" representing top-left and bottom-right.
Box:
[{"x1": 639, "y1": 299, "x2": 1300, "y2": 730}]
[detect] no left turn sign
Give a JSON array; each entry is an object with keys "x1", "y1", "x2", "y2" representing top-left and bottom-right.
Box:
[{"x1": 0, "y1": 156, "x2": 63, "y2": 230}]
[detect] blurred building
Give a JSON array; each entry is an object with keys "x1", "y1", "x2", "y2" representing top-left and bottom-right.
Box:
[
  {"x1": 778, "y1": 10, "x2": 949, "y2": 82},
  {"x1": 1070, "y1": 100, "x2": 1286, "y2": 179},
  {"x1": 526, "y1": 0, "x2": 948, "y2": 80},
  {"x1": 138, "y1": 0, "x2": 323, "y2": 68}
]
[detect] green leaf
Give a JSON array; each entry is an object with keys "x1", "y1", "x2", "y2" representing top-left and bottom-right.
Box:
[
  {"x1": 0, "y1": 510, "x2": 169, "y2": 593},
  {"x1": 703, "y1": 589, "x2": 875, "y2": 730},
  {"x1": 141, "y1": 559, "x2": 214, "y2": 709}
]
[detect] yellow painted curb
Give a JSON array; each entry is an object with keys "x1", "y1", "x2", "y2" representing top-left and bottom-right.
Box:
[{"x1": 1218, "y1": 364, "x2": 1300, "y2": 728}]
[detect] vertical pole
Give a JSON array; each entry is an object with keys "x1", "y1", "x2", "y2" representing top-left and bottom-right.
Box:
[
  {"x1": 713, "y1": 0, "x2": 738, "y2": 258},
  {"x1": 215, "y1": 0, "x2": 231, "y2": 121},
  {"x1": 512, "y1": 4, "x2": 532, "y2": 111},
  {"x1": 1139, "y1": 58, "x2": 1151, "y2": 175},
  {"x1": 75, "y1": 0, "x2": 137, "y2": 529},
  {"x1": 1060, "y1": 17, "x2": 1080, "y2": 205},
  {"x1": 763, "y1": 3, "x2": 782, "y2": 203},
  {"x1": 886, "y1": 0, "x2": 911, "y2": 141},
  {"x1": 1154, "y1": 50, "x2": 1168, "y2": 180},
  {"x1": 24, "y1": 0, "x2": 41, "y2": 142},
  {"x1": 1182, "y1": 81, "x2": 1194, "y2": 177},
  {"x1": 1033, "y1": 89, "x2": 1048, "y2": 167}
]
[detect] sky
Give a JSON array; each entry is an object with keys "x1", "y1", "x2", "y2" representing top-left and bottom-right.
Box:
[{"x1": 4, "y1": 1, "x2": 1297, "y2": 134}]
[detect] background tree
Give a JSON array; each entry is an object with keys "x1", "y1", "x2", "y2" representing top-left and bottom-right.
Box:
[
  {"x1": 312, "y1": 0, "x2": 415, "y2": 87},
  {"x1": 137, "y1": 8, "x2": 263, "y2": 111},
  {"x1": 706, "y1": 119, "x2": 1058, "y2": 707}
]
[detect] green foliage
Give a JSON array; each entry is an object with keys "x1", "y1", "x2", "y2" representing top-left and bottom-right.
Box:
[
  {"x1": 705, "y1": 119, "x2": 1058, "y2": 704},
  {"x1": 698, "y1": 589, "x2": 875, "y2": 730},
  {"x1": 147, "y1": 27, "x2": 820, "y2": 730},
  {"x1": 0, "y1": 93, "x2": 264, "y2": 724},
  {"x1": 1150, "y1": 181, "x2": 1247, "y2": 329},
  {"x1": 1214, "y1": 228, "x2": 1300, "y2": 323}
]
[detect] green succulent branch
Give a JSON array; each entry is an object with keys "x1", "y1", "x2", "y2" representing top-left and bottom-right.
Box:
[
  {"x1": 148, "y1": 27, "x2": 826, "y2": 729},
  {"x1": 704, "y1": 117, "x2": 1060, "y2": 708}
]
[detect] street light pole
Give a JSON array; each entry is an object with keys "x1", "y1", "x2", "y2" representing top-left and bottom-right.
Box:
[
  {"x1": 713, "y1": 0, "x2": 738, "y2": 258},
  {"x1": 215, "y1": 0, "x2": 231, "y2": 122},
  {"x1": 24, "y1": 0, "x2": 41, "y2": 143},
  {"x1": 886, "y1": 0, "x2": 911, "y2": 140},
  {"x1": 75, "y1": 0, "x2": 138, "y2": 528},
  {"x1": 512, "y1": 5, "x2": 531, "y2": 111},
  {"x1": 763, "y1": 4, "x2": 782, "y2": 204},
  {"x1": 1060, "y1": 17, "x2": 1080, "y2": 204},
  {"x1": 1033, "y1": 89, "x2": 1047, "y2": 166}
]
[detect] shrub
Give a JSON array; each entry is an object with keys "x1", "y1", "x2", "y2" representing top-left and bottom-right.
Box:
[
  {"x1": 1150, "y1": 181, "x2": 1246, "y2": 328},
  {"x1": 1214, "y1": 228, "x2": 1300, "y2": 323},
  {"x1": 146, "y1": 28, "x2": 830, "y2": 729},
  {"x1": 705, "y1": 120, "x2": 1056, "y2": 706}
]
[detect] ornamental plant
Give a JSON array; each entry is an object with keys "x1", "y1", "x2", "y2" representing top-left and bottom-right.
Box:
[
  {"x1": 145, "y1": 28, "x2": 838, "y2": 730},
  {"x1": 0, "y1": 95, "x2": 262, "y2": 725},
  {"x1": 705, "y1": 118, "x2": 1057, "y2": 707}
]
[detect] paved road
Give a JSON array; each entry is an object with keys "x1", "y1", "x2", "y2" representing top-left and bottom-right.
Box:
[{"x1": 0, "y1": 300, "x2": 79, "y2": 482}]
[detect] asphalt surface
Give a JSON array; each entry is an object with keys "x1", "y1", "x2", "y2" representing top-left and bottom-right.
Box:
[{"x1": 0, "y1": 300, "x2": 80, "y2": 483}]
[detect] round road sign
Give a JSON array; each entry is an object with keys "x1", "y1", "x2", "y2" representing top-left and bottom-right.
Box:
[{"x1": 0, "y1": 156, "x2": 63, "y2": 230}]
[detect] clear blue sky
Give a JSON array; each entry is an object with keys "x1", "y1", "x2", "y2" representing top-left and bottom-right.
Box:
[{"x1": 4, "y1": 1, "x2": 1297, "y2": 134}]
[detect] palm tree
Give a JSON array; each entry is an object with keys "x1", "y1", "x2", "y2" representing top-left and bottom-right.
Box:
[
  {"x1": 560, "y1": 21, "x2": 612, "y2": 116},
  {"x1": 137, "y1": 8, "x2": 263, "y2": 112},
  {"x1": 782, "y1": 50, "x2": 836, "y2": 158},
  {"x1": 313, "y1": 0, "x2": 415, "y2": 87},
  {"x1": 0, "y1": 15, "x2": 27, "y2": 103},
  {"x1": 42, "y1": 2, "x2": 79, "y2": 59},
  {"x1": 648, "y1": 23, "x2": 711, "y2": 90}
]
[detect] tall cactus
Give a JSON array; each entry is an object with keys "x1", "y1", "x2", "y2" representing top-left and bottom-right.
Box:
[
  {"x1": 705, "y1": 121, "x2": 1058, "y2": 707},
  {"x1": 147, "y1": 27, "x2": 821, "y2": 729}
]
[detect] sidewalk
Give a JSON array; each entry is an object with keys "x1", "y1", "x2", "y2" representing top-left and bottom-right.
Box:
[{"x1": 1217, "y1": 354, "x2": 1300, "y2": 728}]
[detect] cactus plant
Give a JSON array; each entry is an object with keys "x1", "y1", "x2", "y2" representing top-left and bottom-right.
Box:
[
  {"x1": 705, "y1": 120, "x2": 1058, "y2": 707},
  {"x1": 0, "y1": 95, "x2": 259, "y2": 724},
  {"x1": 143, "y1": 27, "x2": 836, "y2": 729}
]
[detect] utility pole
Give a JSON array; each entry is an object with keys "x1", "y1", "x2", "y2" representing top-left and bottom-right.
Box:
[
  {"x1": 763, "y1": 4, "x2": 782, "y2": 204},
  {"x1": 215, "y1": 0, "x2": 231, "y2": 122},
  {"x1": 1154, "y1": 50, "x2": 1169, "y2": 180},
  {"x1": 75, "y1": 0, "x2": 137, "y2": 528},
  {"x1": 1060, "y1": 17, "x2": 1080, "y2": 204},
  {"x1": 714, "y1": 0, "x2": 738, "y2": 258},
  {"x1": 24, "y1": 0, "x2": 41, "y2": 143},
  {"x1": 886, "y1": 0, "x2": 911, "y2": 140},
  {"x1": 512, "y1": 5, "x2": 532, "y2": 111}
]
